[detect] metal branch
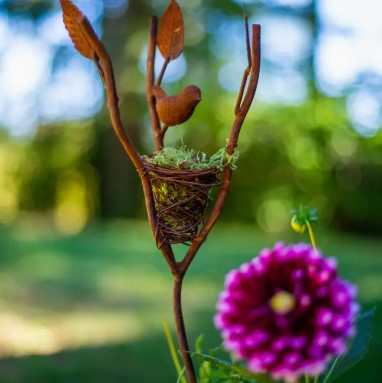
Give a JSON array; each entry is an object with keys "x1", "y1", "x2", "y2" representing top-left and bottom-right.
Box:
[
  {"x1": 244, "y1": 4, "x2": 251, "y2": 69},
  {"x1": 157, "y1": 55, "x2": 171, "y2": 86},
  {"x1": 173, "y1": 275, "x2": 197, "y2": 383},
  {"x1": 234, "y1": 66, "x2": 251, "y2": 116},
  {"x1": 146, "y1": 16, "x2": 164, "y2": 151},
  {"x1": 235, "y1": 9, "x2": 253, "y2": 115},
  {"x1": 180, "y1": 24, "x2": 261, "y2": 275},
  {"x1": 229, "y1": 24, "x2": 261, "y2": 151},
  {"x1": 90, "y1": 31, "x2": 177, "y2": 271}
]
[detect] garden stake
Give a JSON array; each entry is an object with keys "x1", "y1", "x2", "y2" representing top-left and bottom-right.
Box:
[{"x1": 60, "y1": 1, "x2": 260, "y2": 382}]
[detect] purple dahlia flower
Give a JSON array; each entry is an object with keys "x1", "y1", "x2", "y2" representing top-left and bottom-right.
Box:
[{"x1": 214, "y1": 242, "x2": 359, "y2": 383}]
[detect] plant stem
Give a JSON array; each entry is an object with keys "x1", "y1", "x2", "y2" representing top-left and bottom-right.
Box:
[
  {"x1": 321, "y1": 356, "x2": 339, "y2": 383},
  {"x1": 173, "y1": 275, "x2": 197, "y2": 383},
  {"x1": 305, "y1": 374, "x2": 311, "y2": 383},
  {"x1": 313, "y1": 375, "x2": 320, "y2": 383},
  {"x1": 176, "y1": 368, "x2": 186, "y2": 383},
  {"x1": 305, "y1": 220, "x2": 317, "y2": 249},
  {"x1": 163, "y1": 320, "x2": 188, "y2": 383}
]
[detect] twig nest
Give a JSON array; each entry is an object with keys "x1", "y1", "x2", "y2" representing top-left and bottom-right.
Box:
[
  {"x1": 143, "y1": 161, "x2": 220, "y2": 244},
  {"x1": 142, "y1": 145, "x2": 238, "y2": 244}
]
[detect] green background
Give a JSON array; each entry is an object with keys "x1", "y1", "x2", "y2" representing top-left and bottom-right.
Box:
[{"x1": 0, "y1": 0, "x2": 381, "y2": 382}]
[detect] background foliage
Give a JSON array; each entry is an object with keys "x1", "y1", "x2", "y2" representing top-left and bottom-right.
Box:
[
  {"x1": 0, "y1": 0, "x2": 381, "y2": 382},
  {"x1": 1, "y1": 0, "x2": 381, "y2": 233}
]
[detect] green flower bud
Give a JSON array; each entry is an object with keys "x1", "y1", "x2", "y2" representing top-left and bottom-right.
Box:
[{"x1": 291, "y1": 215, "x2": 307, "y2": 234}]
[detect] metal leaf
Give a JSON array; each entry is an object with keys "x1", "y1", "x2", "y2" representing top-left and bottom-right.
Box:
[
  {"x1": 59, "y1": 0, "x2": 100, "y2": 60},
  {"x1": 157, "y1": 0, "x2": 184, "y2": 61}
]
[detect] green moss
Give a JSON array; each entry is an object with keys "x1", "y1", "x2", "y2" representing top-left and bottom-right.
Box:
[{"x1": 142, "y1": 144, "x2": 239, "y2": 171}]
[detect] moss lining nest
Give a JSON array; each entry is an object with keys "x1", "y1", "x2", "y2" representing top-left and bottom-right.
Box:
[{"x1": 142, "y1": 145, "x2": 238, "y2": 244}]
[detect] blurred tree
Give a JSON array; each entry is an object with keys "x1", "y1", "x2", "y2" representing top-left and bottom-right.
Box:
[{"x1": 0, "y1": 0, "x2": 381, "y2": 234}]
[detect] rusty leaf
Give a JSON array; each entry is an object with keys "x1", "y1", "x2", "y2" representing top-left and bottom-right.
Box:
[
  {"x1": 59, "y1": 0, "x2": 101, "y2": 60},
  {"x1": 157, "y1": 0, "x2": 184, "y2": 61}
]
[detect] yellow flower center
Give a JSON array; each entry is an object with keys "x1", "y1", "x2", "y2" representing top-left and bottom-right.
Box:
[{"x1": 270, "y1": 290, "x2": 296, "y2": 315}]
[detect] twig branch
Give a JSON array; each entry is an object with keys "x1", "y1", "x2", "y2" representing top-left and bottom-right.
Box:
[
  {"x1": 91, "y1": 30, "x2": 177, "y2": 271},
  {"x1": 229, "y1": 24, "x2": 261, "y2": 152},
  {"x1": 180, "y1": 166, "x2": 233, "y2": 274},
  {"x1": 235, "y1": 12, "x2": 254, "y2": 115},
  {"x1": 243, "y1": 4, "x2": 251, "y2": 69},
  {"x1": 174, "y1": 28, "x2": 260, "y2": 377},
  {"x1": 180, "y1": 24, "x2": 261, "y2": 274},
  {"x1": 234, "y1": 66, "x2": 251, "y2": 116},
  {"x1": 157, "y1": 55, "x2": 171, "y2": 86},
  {"x1": 146, "y1": 16, "x2": 164, "y2": 151},
  {"x1": 173, "y1": 275, "x2": 197, "y2": 383}
]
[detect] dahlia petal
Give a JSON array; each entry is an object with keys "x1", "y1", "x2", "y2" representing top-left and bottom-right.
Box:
[
  {"x1": 273, "y1": 242, "x2": 286, "y2": 253},
  {"x1": 290, "y1": 335, "x2": 307, "y2": 350},
  {"x1": 249, "y1": 351, "x2": 277, "y2": 369},
  {"x1": 292, "y1": 269, "x2": 305, "y2": 281},
  {"x1": 271, "y1": 335, "x2": 290, "y2": 352},
  {"x1": 283, "y1": 351, "x2": 301, "y2": 366},
  {"x1": 223, "y1": 338, "x2": 241, "y2": 354},
  {"x1": 258, "y1": 247, "x2": 272, "y2": 258},
  {"x1": 312, "y1": 329, "x2": 329, "y2": 347},
  {"x1": 325, "y1": 257, "x2": 338, "y2": 269},
  {"x1": 275, "y1": 314, "x2": 290, "y2": 329},
  {"x1": 247, "y1": 306, "x2": 270, "y2": 321},
  {"x1": 316, "y1": 307, "x2": 334, "y2": 326},
  {"x1": 310, "y1": 248, "x2": 322, "y2": 260},
  {"x1": 331, "y1": 289, "x2": 350, "y2": 308},
  {"x1": 307, "y1": 345, "x2": 325, "y2": 358},
  {"x1": 351, "y1": 302, "x2": 361, "y2": 316},
  {"x1": 239, "y1": 262, "x2": 251, "y2": 273},
  {"x1": 225, "y1": 269, "x2": 240, "y2": 288},
  {"x1": 248, "y1": 356, "x2": 266, "y2": 373},
  {"x1": 213, "y1": 313, "x2": 224, "y2": 328},
  {"x1": 225, "y1": 324, "x2": 247, "y2": 336},
  {"x1": 299, "y1": 293, "x2": 312, "y2": 308},
  {"x1": 251, "y1": 259, "x2": 267, "y2": 275},
  {"x1": 346, "y1": 282, "x2": 359, "y2": 298},
  {"x1": 307, "y1": 264, "x2": 318, "y2": 278},
  {"x1": 316, "y1": 269, "x2": 332, "y2": 284},
  {"x1": 303, "y1": 359, "x2": 328, "y2": 376},
  {"x1": 315, "y1": 285, "x2": 331, "y2": 298},
  {"x1": 345, "y1": 325, "x2": 356, "y2": 337},
  {"x1": 327, "y1": 337, "x2": 347, "y2": 354},
  {"x1": 248, "y1": 330, "x2": 269, "y2": 346},
  {"x1": 271, "y1": 369, "x2": 298, "y2": 383},
  {"x1": 331, "y1": 315, "x2": 347, "y2": 332}
]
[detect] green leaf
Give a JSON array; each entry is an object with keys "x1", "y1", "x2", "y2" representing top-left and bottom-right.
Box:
[
  {"x1": 195, "y1": 334, "x2": 204, "y2": 354},
  {"x1": 189, "y1": 352, "x2": 272, "y2": 383},
  {"x1": 291, "y1": 205, "x2": 318, "y2": 224},
  {"x1": 175, "y1": 367, "x2": 186, "y2": 383},
  {"x1": 323, "y1": 308, "x2": 376, "y2": 383},
  {"x1": 162, "y1": 320, "x2": 187, "y2": 383}
]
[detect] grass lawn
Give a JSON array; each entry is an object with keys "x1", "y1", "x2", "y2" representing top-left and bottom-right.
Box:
[{"x1": 0, "y1": 219, "x2": 381, "y2": 383}]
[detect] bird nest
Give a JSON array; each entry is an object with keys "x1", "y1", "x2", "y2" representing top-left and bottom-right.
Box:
[{"x1": 143, "y1": 160, "x2": 221, "y2": 244}]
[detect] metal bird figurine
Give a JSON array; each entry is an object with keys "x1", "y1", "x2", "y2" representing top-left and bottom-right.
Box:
[{"x1": 152, "y1": 85, "x2": 201, "y2": 126}]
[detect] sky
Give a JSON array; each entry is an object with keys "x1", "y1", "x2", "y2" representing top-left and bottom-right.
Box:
[{"x1": 0, "y1": 0, "x2": 381, "y2": 137}]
